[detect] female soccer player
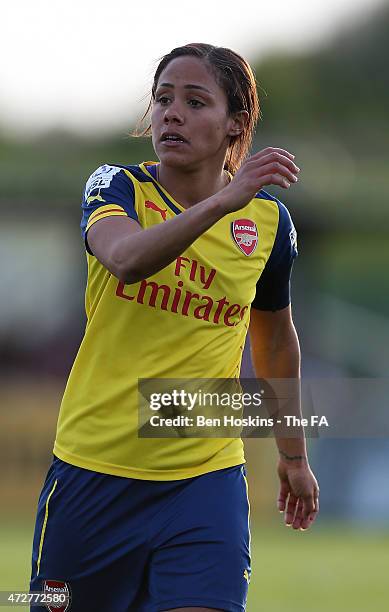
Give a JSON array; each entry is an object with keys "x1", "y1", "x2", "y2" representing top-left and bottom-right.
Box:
[{"x1": 30, "y1": 43, "x2": 319, "y2": 612}]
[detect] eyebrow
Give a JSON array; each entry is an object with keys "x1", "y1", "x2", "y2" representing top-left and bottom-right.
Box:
[{"x1": 158, "y1": 82, "x2": 212, "y2": 94}]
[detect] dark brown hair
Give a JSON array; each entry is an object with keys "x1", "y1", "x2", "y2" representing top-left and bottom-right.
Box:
[{"x1": 137, "y1": 43, "x2": 260, "y2": 174}]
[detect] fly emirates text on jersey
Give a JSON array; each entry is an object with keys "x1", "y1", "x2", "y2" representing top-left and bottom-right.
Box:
[{"x1": 115, "y1": 256, "x2": 249, "y2": 327}]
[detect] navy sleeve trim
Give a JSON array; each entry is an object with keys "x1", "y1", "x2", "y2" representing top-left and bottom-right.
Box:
[
  {"x1": 80, "y1": 164, "x2": 138, "y2": 255},
  {"x1": 252, "y1": 195, "x2": 298, "y2": 312}
]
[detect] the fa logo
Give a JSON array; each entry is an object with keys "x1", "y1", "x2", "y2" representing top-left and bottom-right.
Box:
[{"x1": 231, "y1": 219, "x2": 258, "y2": 256}]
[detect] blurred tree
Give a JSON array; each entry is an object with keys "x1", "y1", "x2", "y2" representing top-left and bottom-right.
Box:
[
  {"x1": 1, "y1": 3, "x2": 388, "y2": 215},
  {"x1": 255, "y1": 3, "x2": 389, "y2": 131}
]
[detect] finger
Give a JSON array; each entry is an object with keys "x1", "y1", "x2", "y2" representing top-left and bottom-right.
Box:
[
  {"x1": 300, "y1": 502, "x2": 318, "y2": 529},
  {"x1": 285, "y1": 493, "x2": 298, "y2": 526},
  {"x1": 246, "y1": 156, "x2": 300, "y2": 182},
  {"x1": 292, "y1": 499, "x2": 304, "y2": 530},
  {"x1": 252, "y1": 147, "x2": 296, "y2": 161},
  {"x1": 309, "y1": 487, "x2": 320, "y2": 515},
  {"x1": 277, "y1": 480, "x2": 290, "y2": 512},
  {"x1": 301, "y1": 493, "x2": 316, "y2": 520},
  {"x1": 257, "y1": 172, "x2": 293, "y2": 190},
  {"x1": 304, "y1": 507, "x2": 319, "y2": 529},
  {"x1": 300, "y1": 512, "x2": 314, "y2": 530},
  {"x1": 258, "y1": 162, "x2": 299, "y2": 185},
  {"x1": 300, "y1": 492, "x2": 320, "y2": 530},
  {"x1": 260, "y1": 152, "x2": 300, "y2": 175}
]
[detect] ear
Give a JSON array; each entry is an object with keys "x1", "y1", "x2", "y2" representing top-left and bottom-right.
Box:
[{"x1": 227, "y1": 110, "x2": 249, "y2": 138}]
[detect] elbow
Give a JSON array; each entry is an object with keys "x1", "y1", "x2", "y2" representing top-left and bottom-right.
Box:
[
  {"x1": 110, "y1": 250, "x2": 142, "y2": 285},
  {"x1": 115, "y1": 263, "x2": 142, "y2": 285},
  {"x1": 117, "y1": 270, "x2": 137, "y2": 285}
]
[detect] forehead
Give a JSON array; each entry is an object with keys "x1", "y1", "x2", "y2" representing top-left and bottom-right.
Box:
[{"x1": 156, "y1": 56, "x2": 220, "y2": 93}]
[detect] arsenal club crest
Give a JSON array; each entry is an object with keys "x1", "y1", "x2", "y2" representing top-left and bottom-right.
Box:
[
  {"x1": 231, "y1": 218, "x2": 258, "y2": 256},
  {"x1": 42, "y1": 580, "x2": 71, "y2": 612}
]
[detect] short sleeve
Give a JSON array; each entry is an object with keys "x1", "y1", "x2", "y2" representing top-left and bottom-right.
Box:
[
  {"x1": 251, "y1": 198, "x2": 298, "y2": 312},
  {"x1": 80, "y1": 164, "x2": 139, "y2": 255}
]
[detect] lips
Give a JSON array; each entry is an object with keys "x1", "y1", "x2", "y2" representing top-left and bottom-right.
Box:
[{"x1": 160, "y1": 131, "x2": 189, "y2": 144}]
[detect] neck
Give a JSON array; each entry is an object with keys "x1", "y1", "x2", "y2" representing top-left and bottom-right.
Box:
[{"x1": 156, "y1": 163, "x2": 230, "y2": 208}]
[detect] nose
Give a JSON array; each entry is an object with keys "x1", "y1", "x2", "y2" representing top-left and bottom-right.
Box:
[{"x1": 163, "y1": 100, "x2": 184, "y2": 125}]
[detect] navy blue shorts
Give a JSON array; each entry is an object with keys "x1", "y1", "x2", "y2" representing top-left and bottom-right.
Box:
[{"x1": 30, "y1": 456, "x2": 251, "y2": 611}]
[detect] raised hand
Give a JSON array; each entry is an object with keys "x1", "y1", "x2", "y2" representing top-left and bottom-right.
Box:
[{"x1": 220, "y1": 147, "x2": 300, "y2": 214}]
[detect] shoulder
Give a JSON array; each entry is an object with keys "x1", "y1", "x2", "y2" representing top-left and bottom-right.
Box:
[
  {"x1": 255, "y1": 189, "x2": 294, "y2": 228},
  {"x1": 82, "y1": 162, "x2": 158, "y2": 208},
  {"x1": 84, "y1": 162, "x2": 149, "y2": 195},
  {"x1": 255, "y1": 188, "x2": 297, "y2": 250},
  {"x1": 85, "y1": 163, "x2": 127, "y2": 188},
  {"x1": 81, "y1": 164, "x2": 142, "y2": 242}
]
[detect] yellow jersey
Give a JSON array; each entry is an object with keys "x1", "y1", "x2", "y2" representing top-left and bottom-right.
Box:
[{"x1": 53, "y1": 162, "x2": 297, "y2": 480}]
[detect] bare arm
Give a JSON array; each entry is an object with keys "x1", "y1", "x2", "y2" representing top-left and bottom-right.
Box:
[
  {"x1": 249, "y1": 304, "x2": 301, "y2": 378},
  {"x1": 87, "y1": 148, "x2": 300, "y2": 284},
  {"x1": 87, "y1": 192, "x2": 226, "y2": 283},
  {"x1": 249, "y1": 306, "x2": 320, "y2": 530}
]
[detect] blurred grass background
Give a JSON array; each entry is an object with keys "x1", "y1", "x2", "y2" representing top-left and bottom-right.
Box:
[{"x1": 1, "y1": 517, "x2": 388, "y2": 611}]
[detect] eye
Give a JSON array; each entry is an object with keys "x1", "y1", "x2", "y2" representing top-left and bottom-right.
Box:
[
  {"x1": 188, "y1": 99, "x2": 205, "y2": 108},
  {"x1": 156, "y1": 96, "x2": 171, "y2": 105}
]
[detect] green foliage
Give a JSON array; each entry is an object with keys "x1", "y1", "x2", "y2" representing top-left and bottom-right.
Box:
[
  {"x1": 254, "y1": 4, "x2": 389, "y2": 128},
  {"x1": 0, "y1": 133, "x2": 155, "y2": 207}
]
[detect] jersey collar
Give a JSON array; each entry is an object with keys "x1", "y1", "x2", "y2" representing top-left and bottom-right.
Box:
[{"x1": 140, "y1": 162, "x2": 184, "y2": 216}]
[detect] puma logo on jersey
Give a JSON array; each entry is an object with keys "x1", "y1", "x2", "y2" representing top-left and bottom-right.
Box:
[
  {"x1": 145, "y1": 200, "x2": 167, "y2": 221},
  {"x1": 87, "y1": 189, "x2": 106, "y2": 205},
  {"x1": 243, "y1": 569, "x2": 251, "y2": 584}
]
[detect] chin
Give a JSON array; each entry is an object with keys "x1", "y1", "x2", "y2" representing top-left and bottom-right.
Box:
[{"x1": 156, "y1": 150, "x2": 194, "y2": 170}]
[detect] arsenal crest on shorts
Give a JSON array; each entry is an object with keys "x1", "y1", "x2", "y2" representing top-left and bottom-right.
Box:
[
  {"x1": 231, "y1": 219, "x2": 258, "y2": 256},
  {"x1": 42, "y1": 580, "x2": 71, "y2": 612}
]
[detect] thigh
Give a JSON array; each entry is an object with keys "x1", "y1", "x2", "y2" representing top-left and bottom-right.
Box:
[
  {"x1": 29, "y1": 456, "x2": 150, "y2": 611},
  {"x1": 149, "y1": 465, "x2": 251, "y2": 612}
]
